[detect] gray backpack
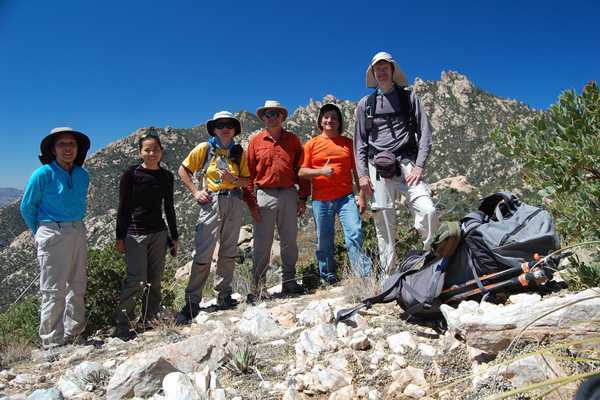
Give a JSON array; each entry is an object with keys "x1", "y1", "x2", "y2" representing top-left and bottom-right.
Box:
[
  {"x1": 444, "y1": 192, "x2": 561, "y2": 291},
  {"x1": 336, "y1": 192, "x2": 562, "y2": 325}
]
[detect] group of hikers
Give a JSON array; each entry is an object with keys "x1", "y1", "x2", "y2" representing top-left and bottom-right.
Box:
[{"x1": 20, "y1": 52, "x2": 439, "y2": 355}]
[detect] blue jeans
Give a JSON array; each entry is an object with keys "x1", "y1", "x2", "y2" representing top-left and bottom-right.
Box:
[{"x1": 312, "y1": 193, "x2": 372, "y2": 281}]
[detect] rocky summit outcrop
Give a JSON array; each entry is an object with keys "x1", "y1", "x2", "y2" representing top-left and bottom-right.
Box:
[{"x1": 1, "y1": 285, "x2": 598, "y2": 399}]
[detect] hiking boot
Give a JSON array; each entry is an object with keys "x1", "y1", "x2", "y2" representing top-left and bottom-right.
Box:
[
  {"x1": 319, "y1": 276, "x2": 340, "y2": 289},
  {"x1": 246, "y1": 292, "x2": 272, "y2": 305},
  {"x1": 217, "y1": 296, "x2": 239, "y2": 310},
  {"x1": 44, "y1": 347, "x2": 61, "y2": 363},
  {"x1": 113, "y1": 323, "x2": 136, "y2": 341},
  {"x1": 138, "y1": 315, "x2": 159, "y2": 331},
  {"x1": 177, "y1": 303, "x2": 200, "y2": 324},
  {"x1": 64, "y1": 334, "x2": 89, "y2": 346},
  {"x1": 282, "y1": 281, "x2": 304, "y2": 294}
]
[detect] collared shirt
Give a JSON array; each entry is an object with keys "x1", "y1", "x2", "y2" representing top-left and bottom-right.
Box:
[
  {"x1": 20, "y1": 161, "x2": 89, "y2": 234},
  {"x1": 242, "y1": 129, "x2": 310, "y2": 207},
  {"x1": 353, "y1": 88, "x2": 433, "y2": 178},
  {"x1": 181, "y1": 141, "x2": 250, "y2": 192}
]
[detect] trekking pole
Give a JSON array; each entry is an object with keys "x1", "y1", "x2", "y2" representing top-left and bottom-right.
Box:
[
  {"x1": 442, "y1": 269, "x2": 550, "y2": 304},
  {"x1": 441, "y1": 252, "x2": 574, "y2": 301},
  {"x1": 441, "y1": 264, "x2": 529, "y2": 299},
  {"x1": 526, "y1": 252, "x2": 573, "y2": 272}
]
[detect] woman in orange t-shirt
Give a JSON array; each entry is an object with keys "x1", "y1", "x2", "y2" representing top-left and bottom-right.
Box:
[{"x1": 299, "y1": 104, "x2": 372, "y2": 284}]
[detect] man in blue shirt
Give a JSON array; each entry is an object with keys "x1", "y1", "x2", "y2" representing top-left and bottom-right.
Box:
[{"x1": 21, "y1": 127, "x2": 90, "y2": 356}]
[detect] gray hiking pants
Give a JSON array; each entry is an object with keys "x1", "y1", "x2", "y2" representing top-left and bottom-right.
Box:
[
  {"x1": 115, "y1": 230, "x2": 168, "y2": 324},
  {"x1": 35, "y1": 220, "x2": 87, "y2": 349}
]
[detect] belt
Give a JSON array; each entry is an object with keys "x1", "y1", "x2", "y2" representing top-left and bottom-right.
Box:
[{"x1": 258, "y1": 186, "x2": 292, "y2": 191}]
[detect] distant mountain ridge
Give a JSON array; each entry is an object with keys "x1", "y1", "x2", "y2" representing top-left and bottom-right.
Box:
[
  {"x1": 0, "y1": 187, "x2": 22, "y2": 208},
  {"x1": 0, "y1": 71, "x2": 548, "y2": 311}
]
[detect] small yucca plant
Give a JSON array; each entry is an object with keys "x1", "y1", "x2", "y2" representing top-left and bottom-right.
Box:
[{"x1": 224, "y1": 343, "x2": 257, "y2": 374}]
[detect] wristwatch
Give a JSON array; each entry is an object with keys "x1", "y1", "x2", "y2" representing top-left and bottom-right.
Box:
[{"x1": 232, "y1": 177, "x2": 238, "y2": 185}]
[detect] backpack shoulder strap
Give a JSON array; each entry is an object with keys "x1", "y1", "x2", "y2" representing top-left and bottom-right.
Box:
[
  {"x1": 230, "y1": 144, "x2": 243, "y2": 170},
  {"x1": 398, "y1": 257, "x2": 448, "y2": 320},
  {"x1": 478, "y1": 192, "x2": 519, "y2": 218},
  {"x1": 397, "y1": 86, "x2": 417, "y2": 135},
  {"x1": 194, "y1": 141, "x2": 216, "y2": 190},
  {"x1": 365, "y1": 86, "x2": 417, "y2": 146},
  {"x1": 365, "y1": 89, "x2": 378, "y2": 135},
  {"x1": 202, "y1": 141, "x2": 216, "y2": 175}
]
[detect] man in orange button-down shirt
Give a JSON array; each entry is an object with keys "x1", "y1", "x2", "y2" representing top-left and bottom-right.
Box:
[{"x1": 243, "y1": 100, "x2": 310, "y2": 300}]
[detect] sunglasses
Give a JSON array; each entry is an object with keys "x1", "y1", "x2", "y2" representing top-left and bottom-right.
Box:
[
  {"x1": 140, "y1": 132, "x2": 160, "y2": 140},
  {"x1": 215, "y1": 121, "x2": 235, "y2": 130},
  {"x1": 263, "y1": 110, "x2": 281, "y2": 119}
]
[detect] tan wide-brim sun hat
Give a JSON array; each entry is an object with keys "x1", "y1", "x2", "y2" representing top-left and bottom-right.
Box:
[
  {"x1": 206, "y1": 111, "x2": 242, "y2": 137},
  {"x1": 366, "y1": 51, "x2": 409, "y2": 88},
  {"x1": 39, "y1": 127, "x2": 91, "y2": 167},
  {"x1": 256, "y1": 100, "x2": 289, "y2": 121}
]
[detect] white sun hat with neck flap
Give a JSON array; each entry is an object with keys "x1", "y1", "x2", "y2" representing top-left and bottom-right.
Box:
[{"x1": 366, "y1": 51, "x2": 409, "y2": 89}]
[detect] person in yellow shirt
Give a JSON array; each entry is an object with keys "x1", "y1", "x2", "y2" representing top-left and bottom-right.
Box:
[{"x1": 177, "y1": 111, "x2": 250, "y2": 322}]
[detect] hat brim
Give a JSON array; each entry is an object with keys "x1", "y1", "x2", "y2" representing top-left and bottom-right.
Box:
[
  {"x1": 256, "y1": 106, "x2": 288, "y2": 121},
  {"x1": 366, "y1": 60, "x2": 409, "y2": 88},
  {"x1": 39, "y1": 130, "x2": 91, "y2": 166},
  {"x1": 206, "y1": 117, "x2": 242, "y2": 137}
]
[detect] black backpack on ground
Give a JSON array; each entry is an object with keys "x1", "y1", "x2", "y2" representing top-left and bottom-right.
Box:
[{"x1": 336, "y1": 192, "x2": 562, "y2": 324}]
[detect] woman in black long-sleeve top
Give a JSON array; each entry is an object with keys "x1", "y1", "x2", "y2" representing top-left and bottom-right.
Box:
[{"x1": 114, "y1": 131, "x2": 178, "y2": 340}]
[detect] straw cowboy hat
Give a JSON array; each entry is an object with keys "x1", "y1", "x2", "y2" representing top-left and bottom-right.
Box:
[
  {"x1": 39, "y1": 127, "x2": 90, "y2": 167},
  {"x1": 206, "y1": 111, "x2": 242, "y2": 137},
  {"x1": 256, "y1": 100, "x2": 289, "y2": 121},
  {"x1": 366, "y1": 51, "x2": 409, "y2": 88}
]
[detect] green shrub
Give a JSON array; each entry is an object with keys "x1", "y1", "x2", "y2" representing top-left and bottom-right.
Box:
[
  {"x1": 563, "y1": 251, "x2": 600, "y2": 290},
  {"x1": 0, "y1": 294, "x2": 40, "y2": 354},
  {"x1": 358, "y1": 211, "x2": 422, "y2": 275},
  {"x1": 490, "y1": 81, "x2": 600, "y2": 286},
  {"x1": 85, "y1": 244, "x2": 127, "y2": 334},
  {"x1": 297, "y1": 224, "x2": 321, "y2": 289},
  {"x1": 86, "y1": 244, "x2": 180, "y2": 333}
]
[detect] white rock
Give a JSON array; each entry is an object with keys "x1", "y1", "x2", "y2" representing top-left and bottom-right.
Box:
[
  {"x1": 317, "y1": 368, "x2": 350, "y2": 393},
  {"x1": 387, "y1": 332, "x2": 417, "y2": 354},
  {"x1": 418, "y1": 343, "x2": 436, "y2": 357},
  {"x1": 162, "y1": 372, "x2": 200, "y2": 400},
  {"x1": 237, "y1": 307, "x2": 285, "y2": 338},
  {"x1": 441, "y1": 288, "x2": 600, "y2": 354},
  {"x1": 349, "y1": 335, "x2": 371, "y2": 350}
]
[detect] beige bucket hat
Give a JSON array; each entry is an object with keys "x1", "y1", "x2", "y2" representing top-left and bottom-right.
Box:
[
  {"x1": 256, "y1": 100, "x2": 289, "y2": 121},
  {"x1": 366, "y1": 51, "x2": 409, "y2": 88}
]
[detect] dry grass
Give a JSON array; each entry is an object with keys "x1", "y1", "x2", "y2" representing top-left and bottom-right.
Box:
[{"x1": 0, "y1": 339, "x2": 32, "y2": 368}]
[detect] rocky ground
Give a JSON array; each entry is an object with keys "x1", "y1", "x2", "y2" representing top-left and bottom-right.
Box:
[{"x1": 0, "y1": 282, "x2": 598, "y2": 400}]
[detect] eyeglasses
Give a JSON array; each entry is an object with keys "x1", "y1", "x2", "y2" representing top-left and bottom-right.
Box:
[
  {"x1": 215, "y1": 121, "x2": 235, "y2": 130},
  {"x1": 140, "y1": 132, "x2": 160, "y2": 140},
  {"x1": 263, "y1": 110, "x2": 281, "y2": 119}
]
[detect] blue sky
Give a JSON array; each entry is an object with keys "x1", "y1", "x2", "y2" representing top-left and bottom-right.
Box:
[{"x1": 1, "y1": 0, "x2": 598, "y2": 189}]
